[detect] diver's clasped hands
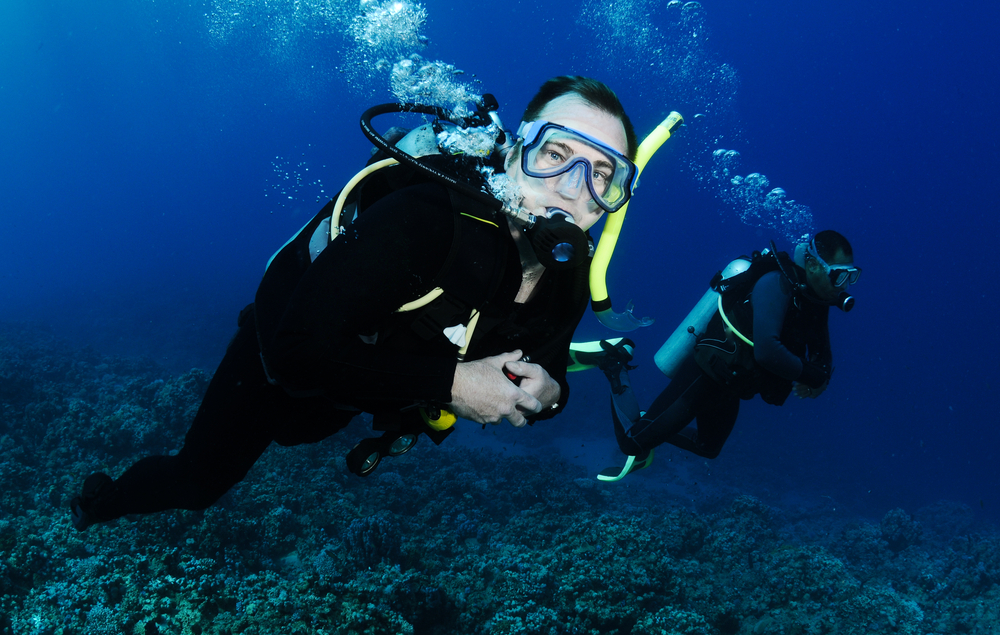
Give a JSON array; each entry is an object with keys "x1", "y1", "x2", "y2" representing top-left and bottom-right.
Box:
[
  {"x1": 796, "y1": 356, "x2": 832, "y2": 399},
  {"x1": 449, "y1": 350, "x2": 560, "y2": 427},
  {"x1": 794, "y1": 381, "x2": 828, "y2": 399}
]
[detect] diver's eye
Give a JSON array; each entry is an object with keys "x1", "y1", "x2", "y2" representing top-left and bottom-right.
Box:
[
  {"x1": 592, "y1": 169, "x2": 612, "y2": 194},
  {"x1": 539, "y1": 143, "x2": 567, "y2": 167}
]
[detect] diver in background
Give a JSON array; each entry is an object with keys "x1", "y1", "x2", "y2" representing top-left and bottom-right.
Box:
[
  {"x1": 598, "y1": 231, "x2": 860, "y2": 479},
  {"x1": 70, "y1": 76, "x2": 642, "y2": 530}
]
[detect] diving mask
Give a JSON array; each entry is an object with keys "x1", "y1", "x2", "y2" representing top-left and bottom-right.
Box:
[
  {"x1": 807, "y1": 238, "x2": 861, "y2": 288},
  {"x1": 517, "y1": 121, "x2": 637, "y2": 213}
]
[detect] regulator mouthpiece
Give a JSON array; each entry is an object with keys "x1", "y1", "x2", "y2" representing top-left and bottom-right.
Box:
[
  {"x1": 835, "y1": 291, "x2": 855, "y2": 312},
  {"x1": 525, "y1": 209, "x2": 589, "y2": 270}
]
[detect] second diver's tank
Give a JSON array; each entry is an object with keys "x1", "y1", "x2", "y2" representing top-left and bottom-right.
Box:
[{"x1": 653, "y1": 257, "x2": 751, "y2": 378}]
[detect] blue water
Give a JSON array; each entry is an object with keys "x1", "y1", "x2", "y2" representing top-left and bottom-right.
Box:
[{"x1": 2, "y1": 0, "x2": 998, "y2": 525}]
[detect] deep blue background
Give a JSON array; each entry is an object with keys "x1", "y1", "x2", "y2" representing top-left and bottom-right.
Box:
[{"x1": 2, "y1": 1, "x2": 998, "y2": 522}]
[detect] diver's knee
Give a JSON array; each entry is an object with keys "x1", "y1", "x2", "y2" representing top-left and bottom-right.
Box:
[
  {"x1": 697, "y1": 446, "x2": 723, "y2": 459},
  {"x1": 183, "y1": 479, "x2": 237, "y2": 511},
  {"x1": 181, "y1": 462, "x2": 250, "y2": 510}
]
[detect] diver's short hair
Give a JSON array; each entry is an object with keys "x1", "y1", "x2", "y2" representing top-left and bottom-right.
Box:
[
  {"x1": 813, "y1": 230, "x2": 854, "y2": 261},
  {"x1": 522, "y1": 76, "x2": 638, "y2": 160}
]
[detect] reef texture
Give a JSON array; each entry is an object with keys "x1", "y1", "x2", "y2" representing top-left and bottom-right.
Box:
[{"x1": 1, "y1": 322, "x2": 998, "y2": 635}]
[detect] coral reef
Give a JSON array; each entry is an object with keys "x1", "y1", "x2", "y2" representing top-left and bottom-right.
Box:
[{"x1": 1, "y1": 322, "x2": 998, "y2": 634}]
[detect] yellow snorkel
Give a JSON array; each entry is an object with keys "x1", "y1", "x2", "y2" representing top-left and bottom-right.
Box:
[{"x1": 590, "y1": 111, "x2": 683, "y2": 331}]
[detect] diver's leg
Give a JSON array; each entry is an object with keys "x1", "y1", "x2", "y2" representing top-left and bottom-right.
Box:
[
  {"x1": 72, "y1": 307, "x2": 282, "y2": 528},
  {"x1": 598, "y1": 341, "x2": 645, "y2": 455},
  {"x1": 665, "y1": 387, "x2": 739, "y2": 458},
  {"x1": 609, "y1": 367, "x2": 645, "y2": 455},
  {"x1": 620, "y1": 356, "x2": 710, "y2": 453}
]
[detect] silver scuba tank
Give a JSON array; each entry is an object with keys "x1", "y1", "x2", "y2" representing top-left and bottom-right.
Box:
[{"x1": 653, "y1": 257, "x2": 752, "y2": 378}]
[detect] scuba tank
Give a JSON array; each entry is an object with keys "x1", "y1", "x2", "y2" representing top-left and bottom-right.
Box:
[{"x1": 653, "y1": 257, "x2": 751, "y2": 378}]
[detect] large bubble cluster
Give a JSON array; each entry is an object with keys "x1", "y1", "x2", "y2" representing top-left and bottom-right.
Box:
[
  {"x1": 390, "y1": 55, "x2": 482, "y2": 116},
  {"x1": 350, "y1": 0, "x2": 428, "y2": 53},
  {"x1": 709, "y1": 149, "x2": 813, "y2": 242},
  {"x1": 339, "y1": 0, "x2": 430, "y2": 94}
]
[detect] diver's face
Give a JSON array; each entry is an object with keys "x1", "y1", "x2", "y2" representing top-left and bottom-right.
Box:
[
  {"x1": 505, "y1": 94, "x2": 629, "y2": 232},
  {"x1": 806, "y1": 249, "x2": 852, "y2": 303}
]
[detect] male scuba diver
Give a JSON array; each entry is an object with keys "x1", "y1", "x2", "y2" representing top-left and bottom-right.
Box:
[
  {"x1": 597, "y1": 230, "x2": 861, "y2": 480},
  {"x1": 70, "y1": 76, "x2": 644, "y2": 531}
]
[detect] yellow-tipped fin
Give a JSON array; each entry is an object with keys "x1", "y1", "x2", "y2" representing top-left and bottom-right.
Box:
[{"x1": 597, "y1": 449, "x2": 655, "y2": 482}]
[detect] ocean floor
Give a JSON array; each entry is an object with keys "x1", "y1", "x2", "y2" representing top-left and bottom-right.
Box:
[{"x1": 1, "y1": 322, "x2": 997, "y2": 635}]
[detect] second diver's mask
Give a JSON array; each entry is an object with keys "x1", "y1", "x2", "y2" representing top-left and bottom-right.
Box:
[
  {"x1": 807, "y1": 237, "x2": 861, "y2": 289},
  {"x1": 517, "y1": 120, "x2": 638, "y2": 213},
  {"x1": 798, "y1": 238, "x2": 860, "y2": 312}
]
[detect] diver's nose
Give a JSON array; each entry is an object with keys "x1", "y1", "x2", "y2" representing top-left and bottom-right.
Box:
[{"x1": 554, "y1": 162, "x2": 587, "y2": 199}]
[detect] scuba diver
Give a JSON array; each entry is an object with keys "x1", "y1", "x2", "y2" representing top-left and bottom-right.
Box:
[
  {"x1": 69, "y1": 76, "x2": 648, "y2": 531},
  {"x1": 596, "y1": 230, "x2": 861, "y2": 481}
]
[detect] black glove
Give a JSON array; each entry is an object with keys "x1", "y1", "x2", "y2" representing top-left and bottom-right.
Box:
[{"x1": 798, "y1": 359, "x2": 831, "y2": 389}]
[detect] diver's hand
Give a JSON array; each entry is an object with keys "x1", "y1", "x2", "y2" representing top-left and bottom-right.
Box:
[
  {"x1": 794, "y1": 381, "x2": 828, "y2": 399},
  {"x1": 797, "y1": 359, "x2": 832, "y2": 390},
  {"x1": 503, "y1": 359, "x2": 560, "y2": 411},
  {"x1": 449, "y1": 350, "x2": 542, "y2": 427}
]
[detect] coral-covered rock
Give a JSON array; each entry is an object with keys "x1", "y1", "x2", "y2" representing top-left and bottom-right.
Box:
[
  {"x1": 880, "y1": 508, "x2": 923, "y2": 553},
  {"x1": 346, "y1": 512, "x2": 403, "y2": 567},
  {"x1": 837, "y1": 585, "x2": 924, "y2": 634}
]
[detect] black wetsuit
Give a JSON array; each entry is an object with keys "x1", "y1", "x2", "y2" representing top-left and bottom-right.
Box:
[
  {"x1": 612, "y1": 269, "x2": 831, "y2": 459},
  {"x1": 85, "y1": 163, "x2": 590, "y2": 522}
]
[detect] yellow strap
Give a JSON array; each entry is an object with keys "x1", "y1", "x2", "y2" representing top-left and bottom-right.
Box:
[
  {"x1": 330, "y1": 158, "x2": 399, "y2": 241},
  {"x1": 396, "y1": 287, "x2": 444, "y2": 313},
  {"x1": 457, "y1": 309, "x2": 480, "y2": 360}
]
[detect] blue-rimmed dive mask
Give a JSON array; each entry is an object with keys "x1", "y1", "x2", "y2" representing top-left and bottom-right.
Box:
[
  {"x1": 807, "y1": 238, "x2": 861, "y2": 288},
  {"x1": 516, "y1": 120, "x2": 637, "y2": 213}
]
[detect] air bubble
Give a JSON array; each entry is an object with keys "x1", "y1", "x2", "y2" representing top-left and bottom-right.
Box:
[
  {"x1": 709, "y1": 149, "x2": 813, "y2": 241},
  {"x1": 390, "y1": 54, "x2": 482, "y2": 115}
]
